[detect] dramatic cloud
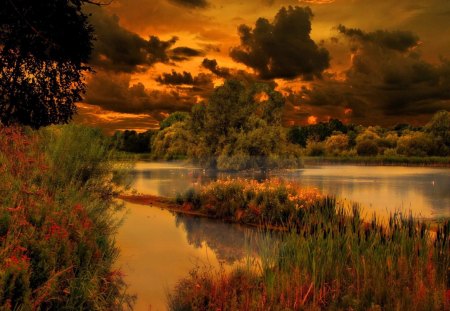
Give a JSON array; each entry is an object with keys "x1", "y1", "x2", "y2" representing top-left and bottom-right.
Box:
[
  {"x1": 300, "y1": 27, "x2": 450, "y2": 125},
  {"x1": 230, "y1": 6, "x2": 330, "y2": 80},
  {"x1": 201, "y1": 58, "x2": 231, "y2": 78},
  {"x1": 156, "y1": 70, "x2": 213, "y2": 88},
  {"x1": 86, "y1": 6, "x2": 204, "y2": 72},
  {"x1": 170, "y1": 47, "x2": 204, "y2": 61},
  {"x1": 84, "y1": 72, "x2": 196, "y2": 114},
  {"x1": 337, "y1": 25, "x2": 419, "y2": 52},
  {"x1": 168, "y1": 0, "x2": 209, "y2": 9},
  {"x1": 74, "y1": 103, "x2": 160, "y2": 134}
]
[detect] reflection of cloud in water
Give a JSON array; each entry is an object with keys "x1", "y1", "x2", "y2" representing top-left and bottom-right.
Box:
[{"x1": 174, "y1": 213, "x2": 273, "y2": 264}]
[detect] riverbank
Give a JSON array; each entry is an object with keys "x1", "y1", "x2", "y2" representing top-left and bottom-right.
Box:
[
  {"x1": 303, "y1": 155, "x2": 450, "y2": 167},
  {"x1": 119, "y1": 183, "x2": 449, "y2": 310},
  {"x1": 164, "y1": 179, "x2": 449, "y2": 310},
  {"x1": 115, "y1": 153, "x2": 450, "y2": 170}
]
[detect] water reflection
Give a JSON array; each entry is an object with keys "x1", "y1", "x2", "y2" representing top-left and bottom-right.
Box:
[
  {"x1": 117, "y1": 201, "x2": 268, "y2": 310},
  {"x1": 118, "y1": 162, "x2": 449, "y2": 310},
  {"x1": 174, "y1": 213, "x2": 266, "y2": 264},
  {"x1": 131, "y1": 162, "x2": 450, "y2": 218}
]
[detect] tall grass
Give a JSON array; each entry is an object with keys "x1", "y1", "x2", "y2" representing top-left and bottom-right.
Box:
[
  {"x1": 169, "y1": 181, "x2": 450, "y2": 310},
  {"x1": 176, "y1": 178, "x2": 322, "y2": 227},
  {"x1": 0, "y1": 125, "x2": 134, "y2": 310}
]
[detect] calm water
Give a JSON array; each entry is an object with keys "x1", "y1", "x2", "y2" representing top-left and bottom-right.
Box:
[{"x1": 118, "y1": 162, "x2": 450, "y2": 310}]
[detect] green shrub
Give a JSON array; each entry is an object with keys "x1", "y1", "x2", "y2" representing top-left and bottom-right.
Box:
[
  {"x1": 305, "y1": 139, "x2": 326, "y2": 156},
  {"x1": 396, "y1": 131, "x2": 433, "y2": 157},
  {"x1": 356, "y1": 139, "x2": 379, "y2": 156}
]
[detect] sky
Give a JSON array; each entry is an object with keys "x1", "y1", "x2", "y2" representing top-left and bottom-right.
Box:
[{"x1": 74, "y1": 0, "x2": 450, "y2": 132}]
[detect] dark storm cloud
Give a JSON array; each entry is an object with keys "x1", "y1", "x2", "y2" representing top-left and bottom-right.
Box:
[
  {"x1": 156, "y1": 70, "x2": 213, "y2": 88},
  {"x1": 301, "y1": 26, "x2": 450, "y2": 125},
  {"x1": 201, "y1": 58, "x2": 231, "y2": 78},
  {"x1": 86, "y1": 6, "x2": 203, "y2": 72},
  {"x1": 157, "y1": 70, "x2": 195, "y2": 85},
  {"x1": 230, "y1": 6, "x2": 330, "y2": 80},
  {"x1": 85, "y1": 72, "x2": 195, "y2": 114},
  {"x1": 168, "y1": 0, "x2": 209, "y2": 9},
  {"x1": 337, "y1": 25, "x2": 419, "y2": 52},
  {"x1": 170, "y1": 47, "x2": 205, "y2": 61}
]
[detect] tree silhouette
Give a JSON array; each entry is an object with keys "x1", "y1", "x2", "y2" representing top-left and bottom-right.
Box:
[{"x1": 0, "y1": 0, "x2": 99, "y2": 128}]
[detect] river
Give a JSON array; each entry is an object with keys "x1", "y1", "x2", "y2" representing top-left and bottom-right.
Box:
[{"x1": 117, "y1": 162, "x2": 450, "y2": 310}]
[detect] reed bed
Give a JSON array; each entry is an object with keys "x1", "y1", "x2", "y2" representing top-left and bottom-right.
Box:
[{"x1": 170, "y1": 179, "x2": 450, "y2": 310}]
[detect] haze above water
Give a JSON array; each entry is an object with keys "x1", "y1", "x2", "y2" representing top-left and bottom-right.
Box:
[{"x1": 118, "y1": 162, "x2": 450, "y2": 310}]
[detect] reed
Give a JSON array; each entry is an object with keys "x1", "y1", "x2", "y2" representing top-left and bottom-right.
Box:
[{"x1": 170, "y1": 179, "x2": 450, "y2": 310}]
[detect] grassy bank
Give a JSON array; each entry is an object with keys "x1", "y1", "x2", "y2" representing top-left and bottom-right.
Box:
[
  {"x1": 169, "y1": 179, "x2": 450, "y2": 310},
  {"x1": 303, "y1": 155, "x2": 450, "y2": 167},
  {"x1": 0, "y1": 125, "x2": 134, "y2": 310}
]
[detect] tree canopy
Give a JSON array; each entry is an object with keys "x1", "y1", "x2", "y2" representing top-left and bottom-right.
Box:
[{"x1": 0, "y1": 0, "x2": 95, "y2": 128}]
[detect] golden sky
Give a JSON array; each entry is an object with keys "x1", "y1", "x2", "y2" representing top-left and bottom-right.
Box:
[{"x1": 75, "y1": 0, "x2": 450, "y2": 132}]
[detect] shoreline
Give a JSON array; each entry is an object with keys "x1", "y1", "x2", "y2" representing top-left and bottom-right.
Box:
[
  {"x1": 302, "y1": 156, "x2": 450, "y2": 167},
  {"x1": 118, "y1": 194, "x2": 289, "y2": 231},
  {"x1": 115, "y1": 154, "x2": 450, "y2": 168},
  {"x1": 118, "y1": 194, "x2": 448, "y2": 231}
]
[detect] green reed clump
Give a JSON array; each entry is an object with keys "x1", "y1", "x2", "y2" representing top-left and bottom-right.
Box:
[
  {"x1": 169, "y1": 194, "x2": 450, "y2": 310},
  {"x1": 0, "y1": 125, "x2": 134, "y2": 310}
]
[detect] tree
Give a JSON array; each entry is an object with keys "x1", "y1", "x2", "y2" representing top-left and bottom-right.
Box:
[
  {"x1": 200, "y1": 79, "x2": 284, "y2": 161},
  {"x1": 426, "y1": 110, "x2": 450, "y2": 147},
  {"x1": 0, "y1": 0, "x2": 96, "y2": 128},
  {"x1": 325, "y1": 133, "x2": 349, "y2": 156},
  {"x1": 356, "y1": 140, "x2": 379, "y2": 156},
  {"x1": 160, "y1": 112, "x2": 190, "y2": 130}
]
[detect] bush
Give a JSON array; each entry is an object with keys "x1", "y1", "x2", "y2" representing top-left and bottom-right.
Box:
[
  {"x1": 176, "y1": 179, "x2": 322, "y2": 225},
  {"x1": 325, "y1": 133, "x2": 349, "y2": 156},
  {"x1": 152, "y1": 122, "x2": 190, "y2": 160},
  {"x1": 305, "y1": 139, "x2": 326, "y2": 156},
  {"x1": 396, "y1": 131, "x2": 433, "y2": 157},
  {"x1": 0, "y1": 126, "x2": 134, "y2": 310},
  {"x1": 356, "y1": 140, "x2": 379, "y2": 156}
]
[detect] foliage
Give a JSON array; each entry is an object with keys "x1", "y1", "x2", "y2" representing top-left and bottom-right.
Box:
[
  {"x1": 396, "y1": 131, "x2": 434, "y2": 157},
  {"x1": 288, "y1": 119, "x2": 348, "y2": 146},
  {"x1": 153, "y1": 80, "x2": 302, "y2": 170},
  {"x1": 0, "y1": 125, "x2": 134, "y2": 310},
  {"x1": 152, "y1": 122, "x2": 191, "y2": 160},
  {"x1": 170, "y1": 186, "x2": 450, "y2": 310},
  {"x1": 324, "y1": 132, "x2": 349, "y2": 156},
  {"x1": 111, "y1": 130, "x2": 156, "y2": 153},
  {"x1": 305, "y1": 139, "x2": 326, "y2": 156},
  {"x1": 288, "y1": 111, "x2": 449, "y2": 159},
  {"x1": 356, "y1": 139, "x2": 379, "y2": 156},
  {"x1": 176, "y1": 178, "x2": 322, "y2": 226},
  {"x1": 426, "y1": 110, "x2": 450, "y2": 144},
  {"x1": 159, "y1": 112, "x2": 190, "y2": 130},
  {"x1": 0, "y1": 0, "x2": 95, "y2": 128}
]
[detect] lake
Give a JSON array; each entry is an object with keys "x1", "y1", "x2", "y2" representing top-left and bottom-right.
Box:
[{"x1": 117, "y1": 162, "x2": 450, "y2": 310}]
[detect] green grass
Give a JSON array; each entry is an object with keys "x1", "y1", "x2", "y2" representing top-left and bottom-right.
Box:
[{"x1": 169, "y1": 181, "x2": 450, "y2": 310}]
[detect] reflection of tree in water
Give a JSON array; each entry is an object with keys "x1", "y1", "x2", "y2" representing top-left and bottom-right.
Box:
[{"x1": 174, "y1": 213, "x2": 270, "y2": 264}]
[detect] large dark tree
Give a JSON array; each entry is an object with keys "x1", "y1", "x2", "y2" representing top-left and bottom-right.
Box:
[{"x1": 0, "y1": 0, "x2": 96, "y2": 128}]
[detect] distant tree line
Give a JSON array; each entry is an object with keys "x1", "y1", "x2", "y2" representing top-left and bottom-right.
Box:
[
  {"x1": 111, "y1": 79, "x2": 449, "y2": 166},
  {"x1": 112, "y1": 79, "x2": 303, "y2": 170},
  {"x1": 287, "y1": 110, "x2": 449, "y2": 157}
]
